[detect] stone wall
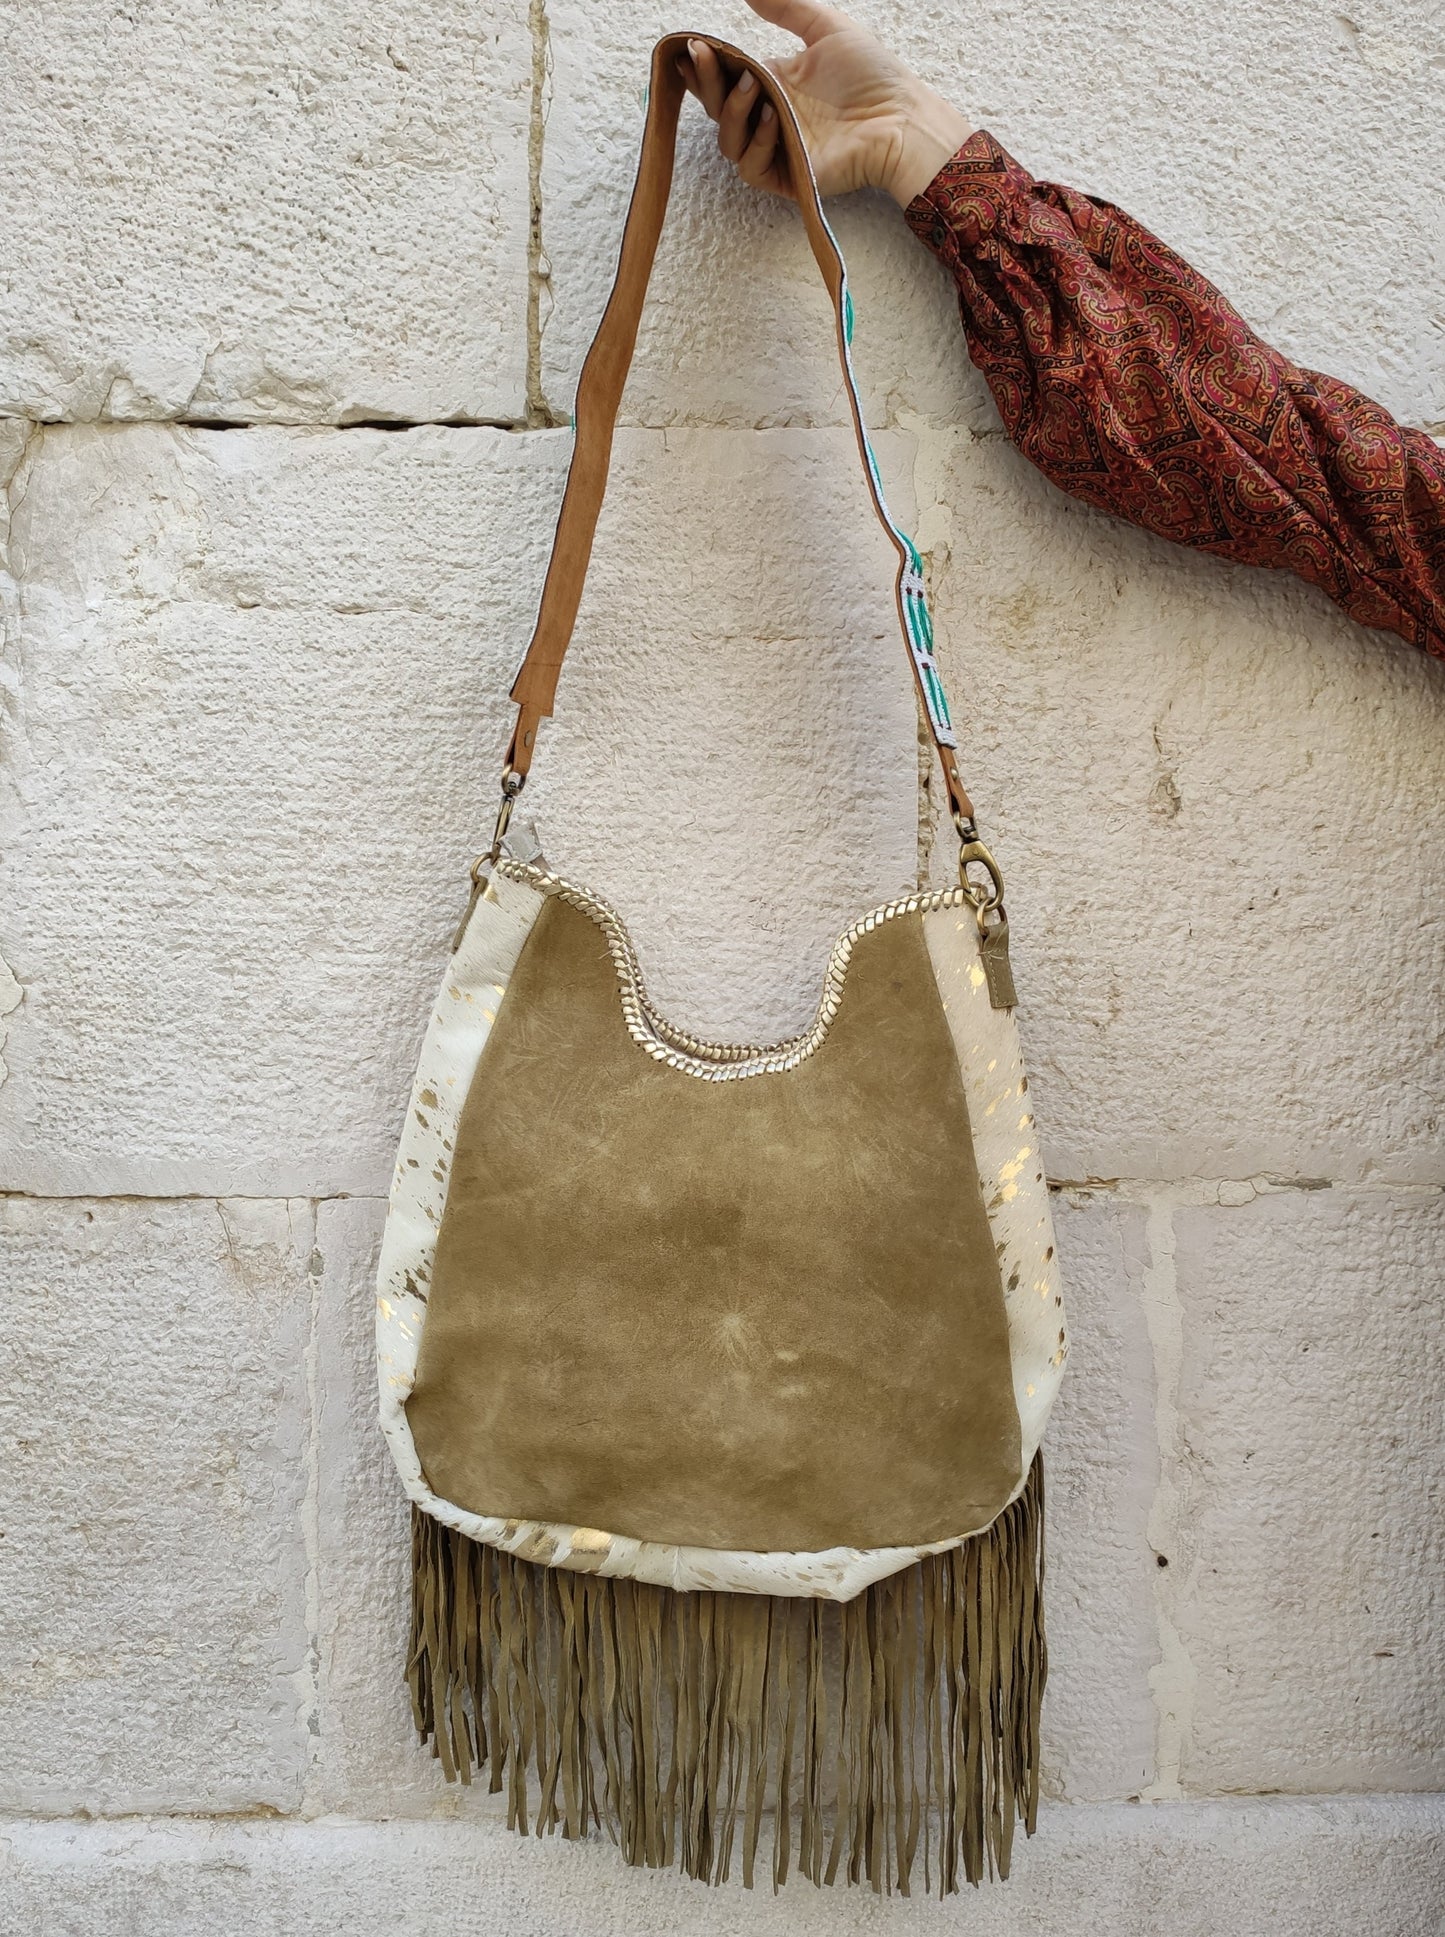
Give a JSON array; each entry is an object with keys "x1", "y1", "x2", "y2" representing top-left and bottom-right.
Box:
[{"x1": 2, "y1": 2, "x2": 1442, "y2": 1930}]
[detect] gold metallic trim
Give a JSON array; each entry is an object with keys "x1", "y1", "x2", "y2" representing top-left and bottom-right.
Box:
[{"x1": 491, "y1": 859, "x2": 971, "y2": 1082}]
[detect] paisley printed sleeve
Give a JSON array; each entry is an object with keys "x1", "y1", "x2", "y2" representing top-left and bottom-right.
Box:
[{"x1": 905, "y1": 133, "x2": 1445, "y2": 659}]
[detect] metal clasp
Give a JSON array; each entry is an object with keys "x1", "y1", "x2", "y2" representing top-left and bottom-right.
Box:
[
  {"x1": 954, "y1": 813, "x2": 1006, "y2": 935},
  {"x1": 452, "y1": 770, "x2": 526, "y2": 952},
  {"x1": 482, "y1": 769, "x2": 526, "y2": 872},
  {"x1": 954, "y1": 814, "x2": 1017, "y2": 1008}
]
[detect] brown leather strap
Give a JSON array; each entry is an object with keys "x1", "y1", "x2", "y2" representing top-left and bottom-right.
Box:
[{"x1": 504, "y1": 32, "x2": 975, "y2": 825}]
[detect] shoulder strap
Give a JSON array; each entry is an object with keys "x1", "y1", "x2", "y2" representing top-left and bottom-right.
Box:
[{"x1": 501, "y1": 31, "x2": 977, "y2": 829}]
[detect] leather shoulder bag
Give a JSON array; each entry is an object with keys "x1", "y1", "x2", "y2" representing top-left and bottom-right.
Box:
[{"x1": 376, "y1": 32, "x2": 1067, "y2": 1896}]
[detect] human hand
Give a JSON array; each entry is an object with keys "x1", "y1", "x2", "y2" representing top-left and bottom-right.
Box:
[{"x1": 675, "y1": 0, "x2": 972, "y2": 207}]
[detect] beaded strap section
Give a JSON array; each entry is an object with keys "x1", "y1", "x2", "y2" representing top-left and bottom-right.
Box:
[
  {"x1": 495, "y1": 858, "x2": 971, "y2": 1082},
  {"x1": 831, "y1": 275, "x2": 956, "y2": 750}
]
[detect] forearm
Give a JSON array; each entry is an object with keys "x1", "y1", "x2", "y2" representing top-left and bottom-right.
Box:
[{"x1": 905, "y1": 134, "x2": 1445, "y2": 658}]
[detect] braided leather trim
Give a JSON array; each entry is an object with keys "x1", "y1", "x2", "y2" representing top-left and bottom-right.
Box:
[{"x1": 492, "y1": 858, "x2": 970, "y2": 1081}]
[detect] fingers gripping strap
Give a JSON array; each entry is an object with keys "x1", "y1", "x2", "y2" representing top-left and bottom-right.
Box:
[{"x1": 506, "y1": 32, "x2": 973, "y2": 822}]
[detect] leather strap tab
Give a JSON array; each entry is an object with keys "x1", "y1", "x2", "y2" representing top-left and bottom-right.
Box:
[{"x1": 505, "y1": 33, "x2": 975, "y2": 824}]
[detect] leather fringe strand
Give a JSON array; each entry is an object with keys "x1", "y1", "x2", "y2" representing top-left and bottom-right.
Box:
[{"x1": 407, "y1": 1455, "x2": 1045, "y2": 1895}]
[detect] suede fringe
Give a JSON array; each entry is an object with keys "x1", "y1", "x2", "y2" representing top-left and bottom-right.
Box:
[{"x1": 407, "y1": 1455, "x2": 1045, "y2": 1895}]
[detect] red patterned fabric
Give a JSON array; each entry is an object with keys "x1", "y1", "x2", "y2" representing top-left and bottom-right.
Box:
[{"x1": 906, "y1": 133, "x2": 1445, "y2": 659}]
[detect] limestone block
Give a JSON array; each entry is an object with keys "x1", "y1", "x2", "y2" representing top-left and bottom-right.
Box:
[
  {"x1": 884, "y1": 0, "x2": 1442, "y2": 429},
  {"x1": 918, "y1": 428, "x2": 1445, "y2": 1186},
  {"x1": 2, "y1": 1800, "x2": 1442, "y2": 1936},
  {"x1": 1169, "y1": 1187, "x2": 1445, "y2": 1795},
  {"x1": 1039, "y1": 1194, "x2": 1159, "y2": 1802},
  {"x1": 0, "y1": 420, "x2": 923, "y2": 1196},
  {"x1": 538, "y1": 1, "x2": 982, "y2": 431},
  {"x1": 0, "y1": 421, "x2": 561, "y2": 1194},
  {"x1": 312, "y1": 1196, "x2": 503, "y2": 1817},
  {"x1": 0, "y1": 2, "x2": 531, "y2": 424},
  {"x1": 0, "y1": 1197, "x2": 313, "y2": 1814}
]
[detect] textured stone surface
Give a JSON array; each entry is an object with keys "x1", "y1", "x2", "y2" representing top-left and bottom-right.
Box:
[
  {"x1": 918, "y1": 427, "x2": 1445, "y2": 1186},
  {"x1": 0, "y1": 420, "x2": 919, "y2": 1196},
  {"x1": 0, "y1": 3, "x2": 531, "y2": 424},
  {"x1": 1038, "y1": 1194, "x2": 1159, "y2": 1803},
  {"x1": 3, "y1": 1801, "x2": 1443, "y2": 1936},
  {"x1": 1170, "y1": 1187, "x2": 1445, "y2": 1795},
  {"x1": 0, "y1": 1198, "x2": 313, "y2": 1815},
  {"x1": 0, "y1": 420, "x2": 558, "y2": 1195},
  {"x1": 312, "y1": 1195, "x2": 495, "y2": 1817}
]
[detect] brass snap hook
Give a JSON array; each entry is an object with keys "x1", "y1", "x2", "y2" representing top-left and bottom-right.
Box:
[
  {"x1": 455, "y1": 773, "x2": 530, "y2": 950},
  {"x1": 957, "y1": 837, "x2": 1005, "y2": 914},
  {"x1": 481, "y1": 769, "x2": 527, "y2": 872}
]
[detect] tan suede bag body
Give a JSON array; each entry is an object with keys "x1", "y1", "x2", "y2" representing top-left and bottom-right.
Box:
[{"x1": 376, "y1": 34, "x2": 1067, "y2": 1895}]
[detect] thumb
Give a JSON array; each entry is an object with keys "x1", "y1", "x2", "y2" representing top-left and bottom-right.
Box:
[{"x1": 744, "y1": 0, "x2": 848, "y2": 47}]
